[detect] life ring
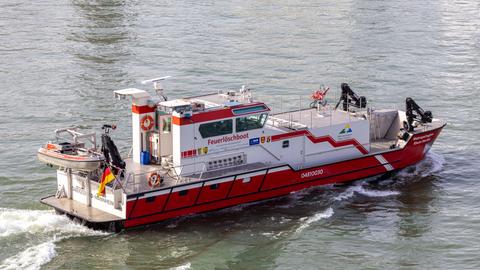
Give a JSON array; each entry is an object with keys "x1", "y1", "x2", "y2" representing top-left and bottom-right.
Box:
[
  {"x1": 147, "y1": 172, "x2": 163, "y2": 188},
  {"x1": 140, "y1": 115, "x2": 154, "y2": 131}
]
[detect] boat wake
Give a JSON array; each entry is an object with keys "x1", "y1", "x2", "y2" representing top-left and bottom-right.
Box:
[
  {"x1": 295, "y1": 207, "x2": 334, "y2": 234},
  {"x1": 0, "y1": 208, "x2": 105, "y2": 237},
  {"x1": 0, "y1": 208, "x2": 107, "y2": 270},
  {"x1": 0, "y1": 241, "x2": 56, "y2": 270},
  {"x1": 292, "y1": 152, "x2": 444, "y2": 234},
  {"x1": 291, "y1": 184, "x2": 400, "y2": 235},
  {"x1": 334, "y1": 183, "x2": 400, "y2": 201},
  {"x1": 169, "y1": 262, "x2": 192, "y2": 270},
  {"x1": 398, "y1": 151, "x2": 445, "y2": 178}
]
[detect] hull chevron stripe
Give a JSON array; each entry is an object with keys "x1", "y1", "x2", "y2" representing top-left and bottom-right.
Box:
[
  {"x1": 374, "y1": 154, "x2": 394, "y2": 171},
  {"x1": 271, "y1": 130, "x2": 369, "y2": 154}
]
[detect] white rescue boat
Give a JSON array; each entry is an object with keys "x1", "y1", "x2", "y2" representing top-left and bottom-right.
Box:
[{"x1": 37, "y1": 127, "x2": 103, "y2": 172}]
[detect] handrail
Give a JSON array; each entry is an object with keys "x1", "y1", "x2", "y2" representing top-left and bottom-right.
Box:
[
  {"x1": 54, "y1": 127, "x2": 97, "y2": 151},
  {"x1": 110, "y1": 160, "x2": 210, "y2": 193}
]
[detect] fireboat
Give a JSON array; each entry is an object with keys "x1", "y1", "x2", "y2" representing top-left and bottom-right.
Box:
[{"x1": 38, "y1": 78, "x2": 445, "y2": 231}]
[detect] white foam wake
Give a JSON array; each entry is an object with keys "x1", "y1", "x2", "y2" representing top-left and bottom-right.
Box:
[
  {"x1": 0, "y1": 241, "x2": 56, "y2": 270},
  {"x1": 398, "y1": 151, "x2": 445, "y2": 178},
  {"x1": 0, "y1": 208, "x2": 108, "y2": 270},
  {"x1": 169, "y1": 262, "x2": 192, "y2": 270},
  {"x1": 0, "y1": 208, "x2": 105, "y2": 237},
  {"x1": 334, "y1": 183, "x2": 399, "y2": 201},
  {"x1": 295, "y1": 207, "x2": 334, "y2": 233}
]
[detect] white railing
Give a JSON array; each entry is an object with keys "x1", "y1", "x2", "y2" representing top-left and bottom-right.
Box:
[
  {"x1": 54, "y1": 126, "x2": 98, "y2": 152},
  {"x1": 110, "y1": 161, "x2": 209, "y2": 194}
]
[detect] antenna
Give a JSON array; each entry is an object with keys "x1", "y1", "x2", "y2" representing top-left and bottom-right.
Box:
[
  {"x1": 141, "y1": 76, "x2": 172, "y2": 101},
  {"x1": 239, "y1": 85, "x2": 253, "y2": 102}
]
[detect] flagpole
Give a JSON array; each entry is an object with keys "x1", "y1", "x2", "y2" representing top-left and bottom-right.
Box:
[{"x1": 110, "y1": 164, "x2": 126, "y2": 192}]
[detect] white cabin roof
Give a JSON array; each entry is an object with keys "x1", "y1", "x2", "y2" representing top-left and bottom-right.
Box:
[
  {"x1": 114, "y1": 88, "x2": 151, "y2": 99},
  {"x1": 157, "y1": 89, "x2": 258, "y2": 112},
  {"x1": 158, "y1": 99, "x2": 192, "y2": 108}
]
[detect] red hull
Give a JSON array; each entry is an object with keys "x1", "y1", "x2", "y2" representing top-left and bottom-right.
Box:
[{"x1": 124, "y1": 127, "x2": 444, "y2": 228}]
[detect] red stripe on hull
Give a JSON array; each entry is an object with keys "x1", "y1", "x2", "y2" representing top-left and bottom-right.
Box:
[{"x1": 271, "y1": 130, "x2": 369, "y2": 154}]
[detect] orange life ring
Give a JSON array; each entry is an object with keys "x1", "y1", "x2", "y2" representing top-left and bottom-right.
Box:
[
  {"x1": 147, "y1": 172, "x2": 163, "y2": 188},
  {"x1": 140, "y1": 115, "x2": 154, "y2": 131}
]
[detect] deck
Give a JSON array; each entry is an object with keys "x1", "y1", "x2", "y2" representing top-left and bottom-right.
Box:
[
  {"x1": 269, "y1": 108, "x2": 366, "y2": 130},
  {"x1": 121, "y1": 159, "x2": 270, "y2": 194},
  {"x1": 41, "y1": 195, "x2": 123, "y2": 223}
]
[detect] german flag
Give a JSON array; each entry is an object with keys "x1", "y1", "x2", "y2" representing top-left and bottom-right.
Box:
[{"x1": 97, "y1": 167, "x2": 115, "y2": 196}]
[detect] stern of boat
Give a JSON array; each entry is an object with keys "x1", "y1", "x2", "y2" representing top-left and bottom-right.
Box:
[{"x1": 40, "y1": 169, "x2": 127, "y2": 231}]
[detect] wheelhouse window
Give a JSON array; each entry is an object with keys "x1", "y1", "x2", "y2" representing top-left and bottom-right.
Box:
[
  {"x1": 162, "y1": 117, "x2": 172, "y2": 133},
  {"x1": 232, "y1": 105, "x2": 268, "y2": 115},
  {"x1": 236, "y1": 114, "x2": 268, "y2": 132},
  {"x1": 199, "y1": 119, "x2": 233, "y2": 138}
]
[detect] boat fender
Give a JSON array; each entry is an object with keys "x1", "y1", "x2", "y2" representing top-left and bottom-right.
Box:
[
  {"x1": 140, "y1": 115, "x2": 154, "y2": 131},
  {"x1": 148, "y1": 172, "x2": 163, "y2": 188}
]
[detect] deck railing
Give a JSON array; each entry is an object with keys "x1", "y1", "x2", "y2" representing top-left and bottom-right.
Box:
[{"x1": 110, "y1": 161, "x2": 209, "y2": 194}]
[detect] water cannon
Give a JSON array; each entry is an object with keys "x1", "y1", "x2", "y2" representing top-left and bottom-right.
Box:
[{"x1": 141, "y1": 76, "x2": 172, "y2": 101}]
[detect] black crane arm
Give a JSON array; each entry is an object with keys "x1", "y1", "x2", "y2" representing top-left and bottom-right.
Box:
[
  {"x1": 334, "y1": 83, "x2": 367, "y2": 111},
  {"x1": 405, "y1": 97, "x2": 433, "y2": 131}
]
